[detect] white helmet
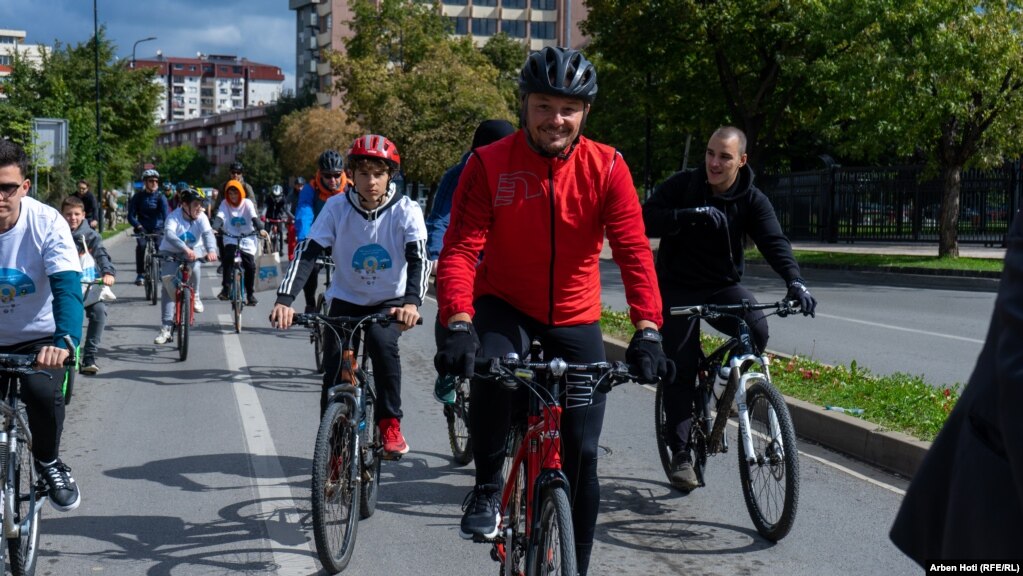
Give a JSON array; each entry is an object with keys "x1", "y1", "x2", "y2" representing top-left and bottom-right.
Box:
[{"x1": 271, "y1": 184, "x2": 283, "y2": 197}]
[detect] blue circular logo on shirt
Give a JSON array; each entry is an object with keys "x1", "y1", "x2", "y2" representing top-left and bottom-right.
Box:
[
  {"x1": 0, "y1": 269, "x2": 36, "y2": 303},
  {"x1": 351, "y1": 244, "x2": 392, "y2": 274}
]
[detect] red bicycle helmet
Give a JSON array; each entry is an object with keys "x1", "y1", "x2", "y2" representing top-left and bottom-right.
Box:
[{"x1": 347, "y1": 135, "x2": 401, "y2": 171}]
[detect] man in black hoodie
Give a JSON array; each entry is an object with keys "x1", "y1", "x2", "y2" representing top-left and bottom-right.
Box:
[{"x1": 643, "y1": 126, "x2": 817, "y2": 490}]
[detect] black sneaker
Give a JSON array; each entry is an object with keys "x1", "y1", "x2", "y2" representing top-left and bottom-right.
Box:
[
  {"x1": 669, "y1": 451, "x2": 700, "y2": 491},
  {"x1": 217, "y1": 290, "x2": 230, "y2": 301},
  {"x1": 246, "y1": 295, "x2": 259, "y2": 306},
  {"x1": 459, "y1": 484, "x2": 501, "y2": 540},
  {"x1": 35, "y1": 459, "x2": 81, "y2": 512}
]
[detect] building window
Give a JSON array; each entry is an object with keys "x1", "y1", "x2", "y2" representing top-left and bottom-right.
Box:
[
  {"x1": 450, "y1": 16, "x2": 469, "y2": 34},
  {"x1": 173, "y1": 63, "x2": 184, "y2": 69},
  {"x1": 531, "y1": 0, "x2": 555, "y2": 9},
  {"x1": 503, "y1": 0, "x2": 526, "y2": 6},
  {"x1": 0, "y1": 55, "x2": 10, "y2": 66},
  {"x1": 502, "y1": 19, "x2": 527, "y2": 37},
  {"x1": 472, "y1": 18, "x2": 499, "y2": 36},
  {"x1": 443, "y1": 0, "x2": 468, "y2": 4},
  {"x1": 0, "y1": 36, "x2": 16, "y2": 44},
  {"x1": 531, "y1": 21, "x2": 556, "y2": 39},
  {"x1": 475, "y1": 0, "x2": 497, "y2": 5}
]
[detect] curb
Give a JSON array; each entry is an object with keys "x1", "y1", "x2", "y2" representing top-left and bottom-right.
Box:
[
  {"x1": 601, "y1": 335, "x2": 929, "y2": 479},
  {"x1": 747, "y1": 262, "x2": 1000, "y2": 292}
]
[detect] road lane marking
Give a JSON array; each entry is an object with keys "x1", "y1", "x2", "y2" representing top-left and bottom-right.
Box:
[
  {"x1": 222, "y1": 314, "x2": 319, "y2": 576},
  {"x1": 815, "y1": 312, "x2": 984, "y2": 344}
]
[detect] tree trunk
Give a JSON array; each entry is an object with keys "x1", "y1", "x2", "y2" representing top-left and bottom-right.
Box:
[{"x1": 938, "y1": 163, "x2": 962, "y2": 258}]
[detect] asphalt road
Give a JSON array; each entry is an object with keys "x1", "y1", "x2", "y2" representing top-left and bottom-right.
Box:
[
  {"x1": 33, "y1": 233, "x2": 922, "y2": 575},
  {"x1": 600, "y1": 260, "x2": 996, "y2": 388}
]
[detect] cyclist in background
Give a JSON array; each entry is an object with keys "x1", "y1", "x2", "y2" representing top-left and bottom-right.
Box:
[
  {"x1": 271, "y1": 135, "x2": 427, "y2": 458},
  {"x1": 263, "y1": 184, "x2": 292, "y2": 257},
  {"x1": 0, "y1": 139, "x2": 83, "y2": 511},
  {"x1": 426, "y1": 118, "x2": 515, "y2": 404},
  {"x1": 434, "y1": 47, "x2": 671, "y2": 576},
  {"x1": 127, "y1": 168, "x2": 170, "y2": 286},
  {"x1": 213, "y1": 180, "x2": 267, "y2": 306},
  {"x1": 153, "y1": 188, "x2": 219, "y2": 345},
  {"x1": 224, "y1": 161, "x2": 256, "y2": 210},
  {"x1": 294, "y1": 150, "x2": 350, "y2": 312},
  {"x1": 642, "y1": 126, "x2": 817, "y2": 491}
]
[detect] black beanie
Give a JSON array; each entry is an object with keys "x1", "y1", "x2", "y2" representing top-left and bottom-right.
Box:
[{"x1": 471, "y1": 119, "x2": 516, "y2": 150}]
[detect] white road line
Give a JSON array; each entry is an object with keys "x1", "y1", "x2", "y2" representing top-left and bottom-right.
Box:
[
  {"x1": 815, "y1": 312, "x2": 984, "y2": 344},
  {"x1": 638, "y1": 383, "x2": 906, "y2": 495},
  {"x1": 221, "y1": 314, "x2": 319, "y2": 576}
]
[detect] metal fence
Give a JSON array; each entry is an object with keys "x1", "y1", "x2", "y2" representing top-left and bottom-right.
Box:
[{"x1": 761, "y1": 161, "x2": 1021, "y2": 245}]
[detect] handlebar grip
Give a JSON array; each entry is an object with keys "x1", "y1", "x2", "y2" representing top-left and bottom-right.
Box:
[{"x1": 669, "y1": 305, "x2": 702, "y2": 317}]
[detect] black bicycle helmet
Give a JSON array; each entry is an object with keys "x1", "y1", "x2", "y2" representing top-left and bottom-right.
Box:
[
  {"x1": 318, "y1": 149, "x2": 344, "y2": 173},
  {"x1": 519, "y1": 47, "x2": 598, "y2": 103},
  {"x1": 178, "y1": 187, "x2": 204, "y2": 204},
  {"x1": 229, "y1": 161, "x2": 244, "y2": 173}
]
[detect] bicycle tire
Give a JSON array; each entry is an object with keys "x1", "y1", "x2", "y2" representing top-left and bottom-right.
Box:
[
  {"x1": 177, "y1": 291, "x2": 190, "y2": 362},
  {"x1": 653, "y1": 378, "x2": 672, "y2": 480},
  {"x1": 526, "y1": 485, "x2": 577, "y2": 576},
  {"x1": 311, "y1": 401, "x2": 360, "y2": 574},
  {"x1": 148, "y1": 253, "x2": 159, "y2": 305},
  {"x1": 8, "y1": 427, "x2": 40, "y2": 576},
  {"x1": 738, "y1": 379, "x2": 799, "y2": 542},
  {"x1": 445, "y1": 377, "x2": 473, "y2": 465},
  {"x1": 313, "y1": 294, "x2": 327, "y2": 373},
  {"x1": 359, "y1": 370, "x2": 379, "y2": 519}
]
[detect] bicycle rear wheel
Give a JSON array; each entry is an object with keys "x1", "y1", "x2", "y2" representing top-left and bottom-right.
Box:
[
  {"x1": 313, "y1": 294, "x2": 327, "y2": 373},
  {"x1": 8, "y1": 426, "x2": 41, "y2": 576},
  {"x1": 311, "y1": 401, "x2": 360, "y2": 574},
  {"x1": 526, "y1": 485, "x2": 577, "y2": 576},
  {"x1": 177, "y1": 291, "x2": 190, "y2": 362},
  {"x1": 444, "y1": 377, "x2": 472, "y2": 465},
  {"x1": 359, "y1": 370, "x2": 380, "y2": 519},
  {"x1": 232, "y1": 271, "x2": 243, "y2": 334},
  {"x1": 738, "y1": 379, "x2": 799, "y2": 541}
]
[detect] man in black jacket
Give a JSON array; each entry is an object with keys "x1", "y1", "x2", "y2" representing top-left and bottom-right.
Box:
[{"x1": 643, "y1": 126, "x2": 817, "y2": 490}]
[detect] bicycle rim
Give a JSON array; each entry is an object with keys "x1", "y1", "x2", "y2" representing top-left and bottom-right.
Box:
[
  {"x1": 311, "y1": 402, "x2": 359, "y2": 574},
  {"x1": 8, "y1": 432, "x2": 40, "y2": 576},
  {"x1": 738, "y1": 380, "x2": 799, "y2": 541},
  {"x1": 526, "y1": 486, "x2": 577, "y2": 576},
  {"x1": 359, "y1": 371, "x2": 379, "y2": 519},
  {"x1": 446, "y1": 378, "x2": 472, "y2": 465}
]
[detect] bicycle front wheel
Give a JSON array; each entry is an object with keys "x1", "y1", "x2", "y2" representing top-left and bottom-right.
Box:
[
  {"x1": 526, "y1": 485, "x2": 577, "y2": 576},
  {"x1": 444, "y1": 377, "x2": 472, "y2": 465},
  {"x1": 313, "y1": 294, "x2": 327, "y2": 373},
  {"x1": 653, "y1": 379, "x2": 672, "y2": 480},
  {"x1": 148, "y1": 255, "x2": 159, "y2": 305},
  {"x1": 359, "y1": 371, "x2": 380, "y2": 519},
  {"x1": 232, "y1": 271, "x2": 243, "y2": 334},
  {"x1": 8, "y1": 427, "x2": 41, "y2": 576},
  {"x1": 177, "y1": 291, "x2": 190, "y2": 362},
  {"x1": 738, "y1": 379, "x2": 799, "y2": 541},
  {"x1": 311, "y1": 401, "x2": 360, "y2": 574}
]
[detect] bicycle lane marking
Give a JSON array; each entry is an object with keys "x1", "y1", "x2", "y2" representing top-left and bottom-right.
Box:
[
  {"x1": 220, "y1": 313, "x2": 320, "y2": 576},
  {"x1": 638, "y1": 383, "x2": 906, "y2": 496},
  {"x1": 814, "y1": 312, "x2": 984, "y2": 344}
]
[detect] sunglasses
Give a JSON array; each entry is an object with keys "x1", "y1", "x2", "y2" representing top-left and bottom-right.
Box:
[
  {"x1": 0, "y1": 181, "x2": 24, "y2": 198},
  {"x1": 324, "y1": 172, "x2": 344, "y2": 179},
  {"x1": 145, "y1": 178, "x2": 159, "y2": 183}
]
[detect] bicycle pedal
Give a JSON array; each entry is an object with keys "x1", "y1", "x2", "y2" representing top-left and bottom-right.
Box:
[
  {"x1": 379, "y1": 451, "x2": 403, "y2": 461},
  {"x1": 473, "y1": 533, "x2": 499, "y2": 544}
]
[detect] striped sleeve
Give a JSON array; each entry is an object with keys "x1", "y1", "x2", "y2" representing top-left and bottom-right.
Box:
[
  {"x1": 275, "y1": 238, "x2": 325, "y2": 307},
  {"x1": 403, "y1": 239, "x2": 428, "y2": 307}
]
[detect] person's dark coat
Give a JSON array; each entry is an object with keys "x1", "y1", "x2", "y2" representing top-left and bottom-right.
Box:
[{"x1": 889, "y1": 211, "x2": 1023, "y2": 563}]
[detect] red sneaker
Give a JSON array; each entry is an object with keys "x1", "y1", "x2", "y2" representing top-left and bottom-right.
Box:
[{"x1": 379, "y1": 418, "x2": 409, "y2": 456}]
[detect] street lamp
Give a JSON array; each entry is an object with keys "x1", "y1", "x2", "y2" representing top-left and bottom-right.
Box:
[{"x1": 131, "y1": 36, "x2": 157, "y2": 69}]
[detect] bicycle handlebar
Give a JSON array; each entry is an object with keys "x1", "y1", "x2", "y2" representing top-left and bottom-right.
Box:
[
  {"x1": 131, "y1": 233, "x2": 163, "y2": 239},
  {"x1": 0, "y1": 335, "x2": 78, "y2": 374},
  {"x1": 670, "y1": 299, "x2": 801, "y2": 318},
  {"x1": 156, "y1": 254, "x2": 211, "y2": 264},
  {"x1": 472, "y1": 356, "x2": 643, "y2": 392},
  {"x1": 293, "y1": 312, "x2": 424, "y2": 328}
]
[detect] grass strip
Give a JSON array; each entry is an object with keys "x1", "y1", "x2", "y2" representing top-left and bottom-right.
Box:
[
  {"x1": 101, "y1": 223, "x2": 131, "y2": 240},
  {"x1": 746, "y1": 248, "x2": 1003, "y2": 274},
  {"x1": 600, "y1": 307, "x2": 957, "y2": 442}
]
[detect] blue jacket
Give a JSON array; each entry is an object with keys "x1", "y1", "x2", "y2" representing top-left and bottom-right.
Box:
[
  {"x1": 127, "y1": 190, "x2": 170, "y2": 232},
  {"x1": 425, "y1": 152, "x2": 470, "y2": 261}
]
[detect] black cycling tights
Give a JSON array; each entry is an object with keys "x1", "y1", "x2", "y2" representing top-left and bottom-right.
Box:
[{"x1": 470, "y1": 295, "x2": 606, "y2": 576}]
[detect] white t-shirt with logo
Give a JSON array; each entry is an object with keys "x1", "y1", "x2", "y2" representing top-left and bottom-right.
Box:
[
  {"x1": 308, "y1": 192, "x2": 426, "y2": 306},
  {"x1": 216, "y1": 199, "x2": 259, "y2": 255},
  {"x1": 159, "y1": 207, "x2": 217, "y2": 257},
  {"x1": 0, "y1": 196, "x2": 82, "y2": 345}
]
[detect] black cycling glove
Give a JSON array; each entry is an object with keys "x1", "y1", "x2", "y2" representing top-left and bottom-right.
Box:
[
  {"x1": 786, "y1": 279, "x2": 817, "y2": 317},
  {"x1": 626, "y1": 328, "x2": 675, "y2": 383},
  {"x1": 676, "y1": 206, "x2": 728, "y2": 230},
  {"x1": 434, "y1": 321, "x2": 480, "y2": 379}
]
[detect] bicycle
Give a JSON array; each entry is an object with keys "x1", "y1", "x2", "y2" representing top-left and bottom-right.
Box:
[
  {"x1": 310, "y1": 256, "x2": 336, "y2": 374},
  {"x1": 443, "y1": 375, "x2": 472, "y2": 465},
  {"x1": 0, "y1": 337, "x2": 75, "y2": 576},
  {"x1": 265, "y1": 218, "x2": 286, "y2": 255},
  {"x1": 655, "y1": 299, "x2": 802, "y2": 541},
  {"x1": 291, "y1": 312, "x2": 418, "y2": 574},
  {"x1": 132, "y1": 233, "x2": 162, "y2": 305},
  {"x1": 470, "y1": 344, "x2": 640, "y2": 576},
  {"x1": 157, "y1": 254, "x2": 206, "y2": 362},
  {"x1": 221, "y1": 232, "x2": 259, "y2": 333}
]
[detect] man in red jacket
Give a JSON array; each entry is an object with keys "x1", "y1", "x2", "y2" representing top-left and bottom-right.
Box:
[{"x1": 435, "y1": 46, "x2": 671, "y2": 576}]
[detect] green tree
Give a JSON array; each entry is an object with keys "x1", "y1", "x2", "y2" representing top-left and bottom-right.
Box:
[
  {"x1": 236, "y1": 140, "x2": 283, "y2": 200},
  {"x1": 155, "y1": 144, "x2": 210, "y2": 186},
  {"x1": 828, "y1": 1, "x2": 1023, "y2": 257},
  {"x1": 263, "y1": 86, "x2": 317, "y2": 159},
  {"x1": 479, "y1": 32, "x2": 529, "y2": 112}
]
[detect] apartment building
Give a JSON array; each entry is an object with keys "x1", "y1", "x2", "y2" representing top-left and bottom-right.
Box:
[
  {"x1": 0, "y1": 29, "x2": 47, "y2": 97},
  {"x1": 290, "y1": 0, "x2": 587, "y2": 108},
  {"x1": 134, "y1": 54, "x2": 285, "y2": 123},
  {"x1": 155, "y1": 105, "x2": 269, "y2": 172}
]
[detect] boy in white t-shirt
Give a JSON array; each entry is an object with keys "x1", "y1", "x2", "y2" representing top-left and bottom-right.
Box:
[
  {"x1": 0, "y1": 139, "x2": 83, "y2": 512},
  {"x1": 270, "y1": 134, "x2": 428, "y2": 458},
  {"x1": 154, "y1": 188, "x2": 219, "y2": 345},
  {"x1": 212, "y1": 180, "x2": 267, "y2": 306}
]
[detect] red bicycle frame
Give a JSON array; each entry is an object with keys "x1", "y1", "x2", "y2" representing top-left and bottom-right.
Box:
[{"x1": 172, "y1": 261, "x2": 195, "y2": 327}]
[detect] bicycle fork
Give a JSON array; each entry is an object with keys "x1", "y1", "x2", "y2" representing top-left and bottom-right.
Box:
[{"x1": 733, "y1": 359, "x2": 786, "y2": 464}]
